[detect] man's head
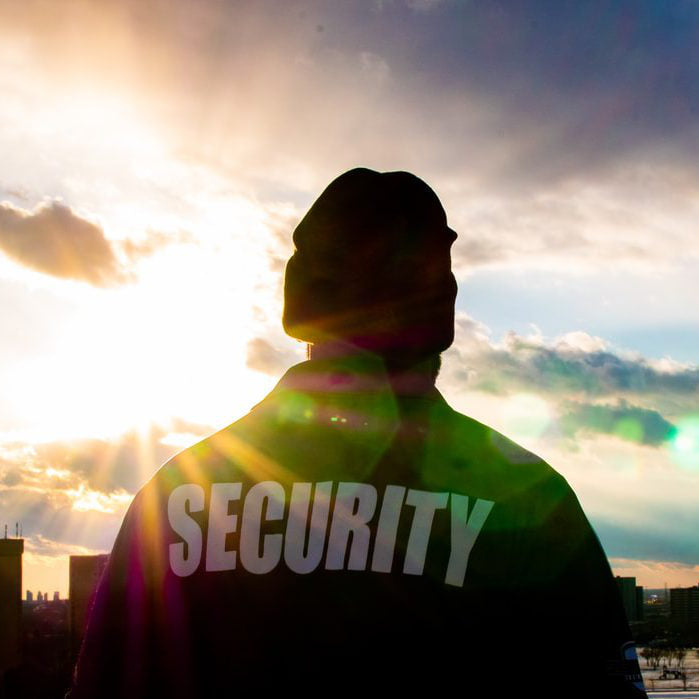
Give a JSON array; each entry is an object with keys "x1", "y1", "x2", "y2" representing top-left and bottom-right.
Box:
[{"x1": 282, "y1": 168, "x2": 457, "y2": 363}]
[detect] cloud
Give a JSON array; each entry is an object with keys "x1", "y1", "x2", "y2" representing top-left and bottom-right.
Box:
[
  {"x1": 444, "y1": 313, "x2": 699, "y2": 403},
  {"x1": 24, "y1": 532, "x2": 99, "y2": 559},
  {"x1": 0, "y1": 200, "x2": 124, "y2": 286},
  {"x1": 558, "y1": 399, "x2": 676, "y2": 446},
  {"x1": 0, "y1": 468, "x2": 21, "y2": 487},
  {"x1": 0, "y1": 419, "x2": 213, "y2": 502},
  {"x1": 0, "y1": 183, "x2": 30, "y2": 202},
  {"x1": 2, "y1": 0, "x2": 699, "y2": 278},
  {"x1": 447, "y1": 174, "x2": 698, "y2": 275},
  {"x1": 0, "y1": 199, "x2": 199, "y2": 285},
  {"x1": 359, "y1": 51, "x2": 390, "y2": 86},
  {"x1": 404, "y1": 0, "x2": 446, "y2": 11},
  {"x1": 0, "y1": 419, "x2": 221, "y2": 566},
  {"x1": 596, "y1": 518, "x2": 699, "y2": 568},
  {"x1": 0, "y1": 482, "x2": 124, "y2": 554},
  {"x1": 120, "y1": 228, "x2": 196, "y2": 262},
  {"x1": 33, "y1": 426, "x2": 197, "y2": 495},
  {"x1": 394, "y1": 1, "x2": 699, "y2": 185},
  {"x1": 4, "y1": 0, "x2": 699, "y2": 190},
  {"x1": 246, "y1": 337, "x2": 304, "y2": 376}
]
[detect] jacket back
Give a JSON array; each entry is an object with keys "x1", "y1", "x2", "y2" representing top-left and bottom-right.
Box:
[{"x1": 69, "y1": 355, "x2": 647, "y2": 698}]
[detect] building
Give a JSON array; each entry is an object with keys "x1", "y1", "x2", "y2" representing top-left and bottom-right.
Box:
[
  {"x1": 69, "y1": 554, "x2": 109, "y2": 659},
  {"x1": 635, "y1": 584, "x2": 644, "y2": 622},
  {"x1": 26, "y1": 590, "x2": 33, "y2": 603},
  {"x1": 53, "y1": 591, "x2": 60, "y2": 602},
  {"x1": 615, "y1": 576, "x2": 644, "y2": 622},
  {"x1": 0, "y1": 537, "x2": 24, "y2": 679},
  {"x1": 670, "y1": 583, "x2": 699, "y2": 625}
]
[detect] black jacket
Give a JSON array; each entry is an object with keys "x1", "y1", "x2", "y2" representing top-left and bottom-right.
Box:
[{"x1": 69, "y1": 354, "x2": 647, "y2": 698}]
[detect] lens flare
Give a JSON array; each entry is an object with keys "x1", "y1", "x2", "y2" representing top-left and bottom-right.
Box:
[
  {"x1": 613, "y1": 417, "x2": 644, "y2": 444},
  {"x1": 669, "y1": 414, "x2": 699, "y2": 470},
  {"x1": 501, "y1": 393, "x2": 552, "y2": 442}
]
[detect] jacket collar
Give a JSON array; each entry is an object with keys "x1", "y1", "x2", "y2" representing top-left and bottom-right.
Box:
[{"x1": 271, "y1": 354, "x2": 448, "y2": 405}]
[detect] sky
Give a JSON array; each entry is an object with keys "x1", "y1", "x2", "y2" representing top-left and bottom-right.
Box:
[{"x1": 0, "y1": 0, "x2": 697, "y2": 597}]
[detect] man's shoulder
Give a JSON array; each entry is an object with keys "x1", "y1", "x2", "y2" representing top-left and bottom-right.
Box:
[
  {"x1": 149, "y1": 410, "x2": 266, "y2": 494},
  {"x1": 443, "y1": 403, "x2": 543, "y2": 465},
  {"x1": 138, "y1": 389, "x2": 574, "y2": 511},
  {"x1": 429, "y1": 399, "x2": 570, "y2": 502}
]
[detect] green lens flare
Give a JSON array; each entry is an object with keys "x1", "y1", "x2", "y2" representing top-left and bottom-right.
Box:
[
  {"x1": 614, "y1": 417, "x2": 644, "y2": 443},
  {"x1": 277, "y1": 391, "x2": 316, "y2": 424},
  {"x1": 669, "y1": 414, "x2": 699, "y2": 470},
  {"x1": 502, "y1": 394, "x2": 552, "y2": 440}
]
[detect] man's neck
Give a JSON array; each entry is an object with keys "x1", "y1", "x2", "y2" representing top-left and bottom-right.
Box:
[{"x1": 307, "y1": 340, "x2": 441, "y2": 395}]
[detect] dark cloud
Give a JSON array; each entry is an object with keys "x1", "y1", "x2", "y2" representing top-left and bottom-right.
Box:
[
  {"x1": 246, "y1": 337, "x2": 303, "y2": 376},
  {"x1": 4, "y1": 0, "x2": 698, "y2": 195},
  {"x1": 559, "y1": 399, "x2": 676, "y2": 446},
  {"x1": 374, "y1": 0, "x2": 699, "y2": 185},
  {"x1": 0, "y1": 200, "x2": 125, "y2": 286},
  {"x1": 596, "y1": 518, "x2": 699, "y2": 567}
]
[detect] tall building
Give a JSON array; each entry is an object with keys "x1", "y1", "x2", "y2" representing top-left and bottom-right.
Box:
[
  {"x1": 69, "y1": 554, "x2": 109, "y2": 659},
  {"x1": 26, "y1": 590, "x2": 33, "y2": 603},
  {"x1": 615, "y1": 576, "x2": 644, "y2": 622},
  {"x1": 670, "y1": 583, "x2": 699, "y2": 624},
  {"x1": 0, "y1": 537, "x2": 24, "y2": 678},
  {"x1": 53, "y1": 591, "x2": 60, "y2": 602},
  {"x1": 635, "y1": 584, "x2": 644, "y2": 621}
]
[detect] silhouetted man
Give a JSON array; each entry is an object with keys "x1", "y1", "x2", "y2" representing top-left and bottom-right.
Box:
[{"x1": 69, "y1": 168, "x2": 647, "y2": 698}]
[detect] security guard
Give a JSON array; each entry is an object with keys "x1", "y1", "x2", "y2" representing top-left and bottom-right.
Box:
[{"x1": 69, "y1": 168, "x2": 647, "y2": 698}]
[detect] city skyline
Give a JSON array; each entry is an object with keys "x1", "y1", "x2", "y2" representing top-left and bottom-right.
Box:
[
  {"x1": 0, "y1": 0, "x2": 698, "y2": 597},
  {"x1": 5, "y1": 535, "x2": 699, "y2": 603}
]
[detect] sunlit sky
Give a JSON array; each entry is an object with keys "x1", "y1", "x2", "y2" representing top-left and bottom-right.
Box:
[{"x1": 0, "y1": 0, "x2": 698, "y2": 597}]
